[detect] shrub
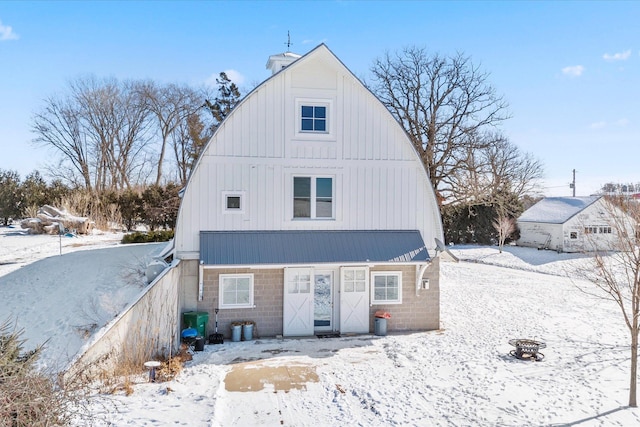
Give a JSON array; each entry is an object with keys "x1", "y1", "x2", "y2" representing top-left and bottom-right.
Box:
[
  {"x1": 0, "y1": 319, "x2": 78, "y2": 426},
  {"x1": 121, "y1": 230, "x2": 174, "y2": 244}
]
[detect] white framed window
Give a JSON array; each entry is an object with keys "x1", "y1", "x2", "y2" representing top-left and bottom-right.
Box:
[
  {"x1": 219, "y1": 274, "x2": 254, "y2": 309},
  {"x1": 371, "y1": 271, "x2": 402, "y2": 304},
  {"x1": 293, "y1": 176, "x2": 334, "y2": 219},
  {"x1": 301, "y1": 105, "x2": 327, "y2": 132},
  {"x1": 294, "y1": 98, "x2": 335, "y2": 141},
  {"x1": 222, "y1": 191, "x2": 245, "y2": 214}
]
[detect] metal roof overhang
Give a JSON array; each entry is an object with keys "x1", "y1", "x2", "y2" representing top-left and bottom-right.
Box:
[{"x1": 199, "y1": 230, "x2": 429, "y2": 266}]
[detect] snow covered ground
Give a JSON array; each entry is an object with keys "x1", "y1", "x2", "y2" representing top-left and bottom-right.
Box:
[
  {"x1": 1, "y1": 226, "x2": 639, "y2": 426},
  {"x1": 0, "y1": 225, "x2": 164, "y2": 370}
]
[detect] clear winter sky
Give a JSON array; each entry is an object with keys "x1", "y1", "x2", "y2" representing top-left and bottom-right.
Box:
[{"x1": 1, "y1": 1, "x2": 638, "y2": 197}]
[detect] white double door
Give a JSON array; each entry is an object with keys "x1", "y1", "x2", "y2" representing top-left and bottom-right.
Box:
[{"x1": 283, "y1": 267, "x2": 369, "y2": 336}]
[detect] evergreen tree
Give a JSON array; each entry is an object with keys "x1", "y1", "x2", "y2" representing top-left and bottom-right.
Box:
[
  {"x1": 20, "y1": 171, "x2": 48, "y2": 214},
  {"x1": 204, "y1": 72, "x2": 241, "y2": 125},
  {"x1": 0, "y1": 170, "x2": 22, "y2": 225}
]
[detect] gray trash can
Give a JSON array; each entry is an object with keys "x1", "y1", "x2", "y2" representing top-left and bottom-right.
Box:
[
  {"x1": 243, "y1": 323, "x2": 254, "y2": 341},
  {"x1": 231, "y1": 324, "x2": 242, "y2": 342},
  {"x1": 374, "y1": 317, "x2": 387, "y2": 336}
]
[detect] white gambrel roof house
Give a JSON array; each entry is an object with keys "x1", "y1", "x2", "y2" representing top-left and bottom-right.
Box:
[
  {"x1": 64, "y1": 43, "x2": 446, "y2": 381},
  {"x1": 517, "y1": 196, "x2": 632, "y2": 253},
  {"x1": 171, "y1": 44, "x2": 444, "y2": 338}
]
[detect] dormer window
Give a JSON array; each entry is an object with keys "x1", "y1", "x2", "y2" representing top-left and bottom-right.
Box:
[
  {"x1": 301, "y1": 105, "x2": 327, "y2": 132},
  {"x1": 294, "y1": 99, "x2": 334, "y2": 141}
]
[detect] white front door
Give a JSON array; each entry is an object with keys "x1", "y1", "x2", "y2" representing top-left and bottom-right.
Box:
[
  {"x1": 340, "y1": 267, "x2": 369, "y2": 333},
  {"x1": 283, "y1": 268, "x2": 314, "y2": 336}
]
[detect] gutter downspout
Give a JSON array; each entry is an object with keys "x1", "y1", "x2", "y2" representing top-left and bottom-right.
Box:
[
  {"x1": 198, "y1": 260, "x2": 204, "y2": 301},
  {"x1": 416, "y1": 263, "x2": 430, "y2": 296}
]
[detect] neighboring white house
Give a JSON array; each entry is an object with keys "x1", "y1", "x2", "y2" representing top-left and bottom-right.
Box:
[
  {"x1": 517, "y1": 196, "x2": 633, "y2": 253},
  {"x1": 172, "y1": 44, "x2": 444, "y2": 338}
]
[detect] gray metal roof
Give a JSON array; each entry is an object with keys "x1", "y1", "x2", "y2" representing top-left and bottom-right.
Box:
[{"x1": 200, "y1": 230, "x2": 429, "y2": 265}]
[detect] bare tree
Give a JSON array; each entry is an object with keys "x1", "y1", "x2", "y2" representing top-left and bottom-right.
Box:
[
  {"x1": 139, "y1": 82, "x2": 201, "y2": 186},
  {"x1": 72, "y1": 77, "x2": 153, "y2": 191},
  {"x1": 576, "y1": 197, "x2": 639, "y2": 407},
  {"x1": 33, "y1": 76, "x2": 155, "y2": 192},
  {"x1": 32, "y1": 94, "x2": 93, "y2": 190},
  {"x1": 368, "y1": 47, "x2": 511, "y2": 207},
  {"x1": 492, "y1": 214, "x2": 516, "y2": 253},
  {"x1": 170, "y1": 111, "x2": 211, "y2": 185},
  {"x1": 449, "y1": 132, "x2": 543, "y2": 205}
]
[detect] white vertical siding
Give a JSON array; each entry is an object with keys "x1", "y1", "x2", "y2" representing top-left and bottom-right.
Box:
[{"x1": 175, "y1": 45, "x2": 443, "y2": 258}]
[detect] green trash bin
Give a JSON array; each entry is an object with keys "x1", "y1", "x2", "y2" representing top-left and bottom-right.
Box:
[{"x1": 183, "y1": 311, "x2": 209, "y2": 338}]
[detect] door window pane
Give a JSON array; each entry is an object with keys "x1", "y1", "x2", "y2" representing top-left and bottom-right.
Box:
[
  {"x1": 342, "y1": 268, "x2": 367, "y2": 294},
  {"x1": 314, "y1": 273, "x2": 332, "y2": 328},
  {"x1": 288, "y1": 269, "x2": 311, "y2": 294}
]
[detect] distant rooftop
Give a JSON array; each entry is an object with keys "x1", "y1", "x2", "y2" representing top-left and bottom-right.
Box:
[{"x1": 518, "y1": 196, "x2": 601, "y2": 224}]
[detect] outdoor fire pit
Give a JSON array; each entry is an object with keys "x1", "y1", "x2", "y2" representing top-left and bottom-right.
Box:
[{"x1": 508, "y1": 339, "x2": 546, "y2": 361}]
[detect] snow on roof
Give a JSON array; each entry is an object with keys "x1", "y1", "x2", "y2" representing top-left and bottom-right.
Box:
[
  {"x1": 518, "y1": 196, "x2": 601, "y2": 224},
  {"x1": 265, "y1": 51, "x2": 302, "y2": 74}
]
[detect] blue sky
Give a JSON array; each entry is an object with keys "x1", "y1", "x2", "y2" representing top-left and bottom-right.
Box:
[{"x1": 1, "y1": 1, "x2": 638, "y2": 196}]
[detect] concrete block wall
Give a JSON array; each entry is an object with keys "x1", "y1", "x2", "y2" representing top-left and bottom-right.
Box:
[
  {"x1": 195, "y1": 267, "x2": 284, "y2": 339},
  {"x1": 367, "y1": 257, "x2": 440, "y2": 333},
  {"x1": 181, "y1": 258, "x2": 440, "y2": 340}
]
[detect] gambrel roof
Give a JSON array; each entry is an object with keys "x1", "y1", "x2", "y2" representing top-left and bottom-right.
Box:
[
  {"x1": 518, "y1": 196, "x2": 601, "y2": 224},
  {"x1": 173, "y1": 43, "x2": 443, "y2": 260}
]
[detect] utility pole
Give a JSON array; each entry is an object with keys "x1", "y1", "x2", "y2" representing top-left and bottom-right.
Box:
[{"x1": 569, "y1": 169, "x2": 576, "y2": 197}]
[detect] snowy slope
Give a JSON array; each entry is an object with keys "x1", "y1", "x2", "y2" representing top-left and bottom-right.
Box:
[{"x1": 0, "y1": 226, "x2": 164, "y2": 370}]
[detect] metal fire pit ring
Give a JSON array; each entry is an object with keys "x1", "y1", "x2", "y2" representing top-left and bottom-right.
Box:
[{"x1": 508, "y1": 339, "x2": 546, "y2": 361}]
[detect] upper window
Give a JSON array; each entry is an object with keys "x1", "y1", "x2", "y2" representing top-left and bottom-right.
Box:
[
  {"x1": 301, "y1": 105, "x2": 327, "y2": 132},
  {"x1": 294, "y1": 98, "x2": 334, "y2": 141},
  {"x1": 222, "y1": 192, "x2": 245, "y2": 214},
  {"x1": 293, "y1": 176, "x2": 333, "y2": 219},
  {"x1": 219, "y1": 274, "x2": 254, "y2": 309},
  {"x1": 371, "y1": 272, "x2": 402, "y2": 304}
]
